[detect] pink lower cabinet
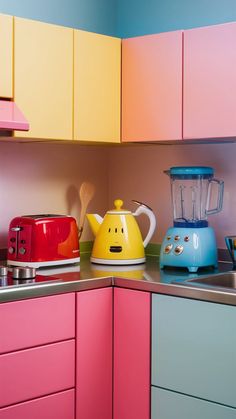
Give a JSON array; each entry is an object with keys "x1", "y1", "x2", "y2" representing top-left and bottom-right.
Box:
[
  {"x1": 0, "y1": 293, "x2": 75, "y2": 354},
  {"x1": 0, "y1": 389, "x2": 75, "y2": 419},
  {"x1": 113, "y1": 288, "x2": 151, "y2": 419},
  {"x1": 76, "y1": 287, "x2": 113, "y2": 419},
  {"x1": 0, "y1": 340, "x2": 75, "y2": 407}
]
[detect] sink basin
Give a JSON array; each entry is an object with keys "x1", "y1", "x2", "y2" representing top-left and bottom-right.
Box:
[{"x1": 180, "y1": 271, "x2": 236, "y2": 291}]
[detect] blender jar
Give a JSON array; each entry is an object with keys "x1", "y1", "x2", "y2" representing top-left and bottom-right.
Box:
[{"x1": 167, "y1": 166, "x2": 224, "y2": 227}]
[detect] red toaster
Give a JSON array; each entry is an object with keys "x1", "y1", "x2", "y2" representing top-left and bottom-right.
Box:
[{"x1": 7, "y1": 214, "x2": 80, "y2": 268}]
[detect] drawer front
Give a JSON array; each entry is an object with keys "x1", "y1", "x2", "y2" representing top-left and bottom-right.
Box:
[
  {"x1": 152, "y1": 294, "x2": 236, "y2": 407},
  {"x1": 152, "y1": 387, "x2": 236, "y2": 419},
  {"x1": 0, "y1": 340, "x2": 75, "y2": 407},
  {"x1": 0, "y1": 389, "x2": 75, "y2": 419},
  {"x1": 0, "y1": 293, "x2": 75, "y2": 353}
]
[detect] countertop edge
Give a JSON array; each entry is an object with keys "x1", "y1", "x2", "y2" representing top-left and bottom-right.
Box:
[
  {"x1": 114, "y1": 277, "x2": 236, "y2": 306},
  {"x1": 0, "y1": 277, "x2": 113, "y2": 303},
  {"x1": 1, "y1": 274, "x2": 236, "y2": 305}
]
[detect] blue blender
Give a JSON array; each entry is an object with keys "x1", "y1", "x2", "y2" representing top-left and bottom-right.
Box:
[{"x1": 160, "y1": 166, "x2": 224, "y2": 272}]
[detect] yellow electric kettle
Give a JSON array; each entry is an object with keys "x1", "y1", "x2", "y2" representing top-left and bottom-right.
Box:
[{"x1": 86, "y1": 199, "x2": 156, "y2": 265}]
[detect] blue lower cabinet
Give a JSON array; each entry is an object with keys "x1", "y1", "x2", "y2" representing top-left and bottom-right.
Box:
[
  {"x1": 151, "y1": 387, "x2": 236, "y2": 419},
  {"x1": 152, "y1": 294, "x2": 236, "y2": 407}
]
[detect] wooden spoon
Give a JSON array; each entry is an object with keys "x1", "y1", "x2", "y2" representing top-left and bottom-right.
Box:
[{"x1": 78, "y1": 182, "x2": 95, "y2": 238}]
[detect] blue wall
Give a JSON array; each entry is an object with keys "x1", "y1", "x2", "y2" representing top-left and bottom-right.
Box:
[
  {"x1": 116, "y1": 0, "x2": 236, "y2": 38},
  {"x1": 0, "y1": 0, "x2": 117, "y2": 36}
]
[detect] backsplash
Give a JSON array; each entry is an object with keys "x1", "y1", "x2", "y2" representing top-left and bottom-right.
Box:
[
  {"x1": 1, "y1": 140, "x2": 236, "y2": 253},
  {"x1": 108, "y1": 142, "x2": 235, "y2": 250},
  {"x1": 0, "y1": 142, "x2": 109, "y2": 248}
]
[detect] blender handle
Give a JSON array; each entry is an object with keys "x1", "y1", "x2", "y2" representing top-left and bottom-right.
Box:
[
  {"x1": 132, "y1": 200, "x2": 157, "y2": 248},
  {"x1": 206, "y1": 179, "x2": 224, "y2": 215}
]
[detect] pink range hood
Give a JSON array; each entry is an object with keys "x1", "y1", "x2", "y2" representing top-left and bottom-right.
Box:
[{"x1": 0, "y1": 100, "x2": 29, "y2": 131}]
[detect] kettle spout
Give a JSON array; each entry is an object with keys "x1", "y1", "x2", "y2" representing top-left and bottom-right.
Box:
[{"x1": 86, "y1": 214, "x2": 103, "y2": 237}]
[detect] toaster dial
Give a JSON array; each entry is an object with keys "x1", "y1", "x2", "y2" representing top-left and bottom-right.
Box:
[
  {"x1": 8, "y1": 246, "x2": 15, "y2": 255},
  {"x1": 19, "y1": 247, "x2": 26, "y2": 255}
]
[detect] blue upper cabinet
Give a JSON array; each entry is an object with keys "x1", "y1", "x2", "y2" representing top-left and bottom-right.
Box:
[{"x1": 152, "y1": 294, "x2": 236, "y2": 408}]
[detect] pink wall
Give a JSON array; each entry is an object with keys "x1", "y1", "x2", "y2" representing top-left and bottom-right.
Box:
[
  {"x1": 0, "y1": 142, "x2": 109, "y2": 248},
  {"x1": 0, "y1": 141, "x2": 234, "y2": 251},
  {"x1": 108, "y1": 143, "x2": 234, "y2": 249}
]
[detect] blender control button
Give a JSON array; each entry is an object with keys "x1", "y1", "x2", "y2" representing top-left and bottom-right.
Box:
[
  {"x1": 184, "y1": 236, "x2": 190, "y2": 242},
  {"x1": 166, "y1": 236, "x2": 171, "y2": 240},
  {"x1": 174, "y1": 235, "x2": 180, "y2": 241},
  {"x1": 19, "y1": 247, "x2": 26, "y2": 255},
  {"x1": 10, "y1": 237, "x2": 16, "y2": 243},
  {"x1": 8, "y1": 246, "x2": 15, "y2": 254},
  {"x1": 164, "y1": 244, "x2": 173, "y2": 254},
  {"x1": 174, "y1": 245, "x2": 184, "y2": 255}
]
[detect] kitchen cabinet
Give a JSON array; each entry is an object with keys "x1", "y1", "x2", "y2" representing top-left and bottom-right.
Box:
[
  {"x1": 122, "y1": 31, "x2": 182, "y2": 142},
  {"x1": 0, "y1": 293, "x2": 75, "y2": 417},
  {"x1": 14, "y1": 17, "x2": 73, "y2": 140},
  {"x1": 184, "y1": 22, "x2": 236, "y2": 140},
  {"x1": 0, "y1": 390, "x2": 75, "y2": 419},
  {"x1": 74, "y1": 30, "x2": 121, "y2": 143},
  {"x1": 0, "y1": 340, "x2": 75, "y2": 407},
  {"x1": 0, "y1": 14, "x2": 13, "y2": 98},
  {"x1": 113, "y1": 288, "x2": 150, "y2": 419},
  {"x1": 0, "y1": 293, "x2": 75, "y2": 353},
  {"x1": 152, "y1": 294, "x2": 236, "y2": 409},
  {"x1": 76, "y1": 287, "x2": 113, "y2": 419},
  {"x1": 152, "y1": 387, "x2": 236, "y2": 419}
]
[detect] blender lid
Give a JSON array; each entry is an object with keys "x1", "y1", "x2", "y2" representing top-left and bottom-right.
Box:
[{"x1": 169, "y1": 166, "x2": 214, "y2": 176}]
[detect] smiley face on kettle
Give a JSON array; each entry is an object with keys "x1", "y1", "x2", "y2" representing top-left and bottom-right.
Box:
[{"x1": 86, "y1": 199, "x2": 157, "y2": 265}]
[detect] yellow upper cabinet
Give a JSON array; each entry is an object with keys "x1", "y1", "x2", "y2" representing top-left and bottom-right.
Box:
[
  {"x1": 0, "y1": 14, "x2": 13, "y2": 98},
  {"x1": 74, "y1": 30, "x2": 121, "y2": 143},
  {"x1": 14, "y1": 17, "x2": 73, "y2": 140}
]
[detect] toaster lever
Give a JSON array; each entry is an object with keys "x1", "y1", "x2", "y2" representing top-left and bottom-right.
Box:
[{"x1": 11, "y1": 227, "x2": 22, "y2": 232}]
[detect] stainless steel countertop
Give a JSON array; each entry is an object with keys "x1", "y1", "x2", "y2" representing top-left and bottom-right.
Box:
[{"x1": 0, "y1": 254, "x2": 235, "y2": 305}]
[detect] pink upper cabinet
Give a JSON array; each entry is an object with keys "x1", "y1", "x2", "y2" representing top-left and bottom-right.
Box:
[
  {"x1": 184, "y1": 22, "x2": 236, "y2": 140},
  {"x1": 122, "y1": 31, "x2": 183, "y2": 142}
]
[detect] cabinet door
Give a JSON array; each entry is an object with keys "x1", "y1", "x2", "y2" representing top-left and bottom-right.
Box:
[
  {"x1": 14, "y1": 17, "x2": 73, "y2": 140},
  {"x1": 152, "y1": 294, "x2": 236, "y2": 407},
  {"x1": 122, "y1": 31, "x2": 182, "y2": 142},
  {"x1": 76, "y1": 288, "x2": 112, "y2": 419},
  {"x1": 114, "y1": 288, "x2": 150, "y2": 419},
  {"x1": 0, "y1": 14, "x2": 13, "y2": 98},
  {"x1": 152, "y1": 387, "x2": 236, "y2": 419},
  {"x1": 0, "y1": 293, "x2": 75, "y2": 354},
  {"x1": 184, "y1": 22, "x2": 236, "y2": 139},
  {"x1": 0, "y1": 389, "x2": 75, "y2": 419},
  {"x1": 0, "y1": 340, "x2": 75, "y2": 407},
  {"x1": 74, "y1": 30, "x2": 121, "y2": 143}
]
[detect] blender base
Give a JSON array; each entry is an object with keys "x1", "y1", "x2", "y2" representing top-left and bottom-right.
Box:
[{"x1": 159, "y1": 226, "x2": 218, "y2": 273}]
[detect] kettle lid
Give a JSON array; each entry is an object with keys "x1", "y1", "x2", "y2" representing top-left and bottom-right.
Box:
[{"x1": 107, "y1": 199, "x2": 131, "y2": 214}]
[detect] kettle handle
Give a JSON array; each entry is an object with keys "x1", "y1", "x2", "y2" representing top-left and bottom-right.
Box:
[{"x1": 132, "y1": 200, "x2": 157, "y2": 248}]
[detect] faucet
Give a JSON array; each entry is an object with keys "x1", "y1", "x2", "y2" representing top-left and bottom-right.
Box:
[{"x1": 225, "y1": 236, "x2": 236, "y2": 269}]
